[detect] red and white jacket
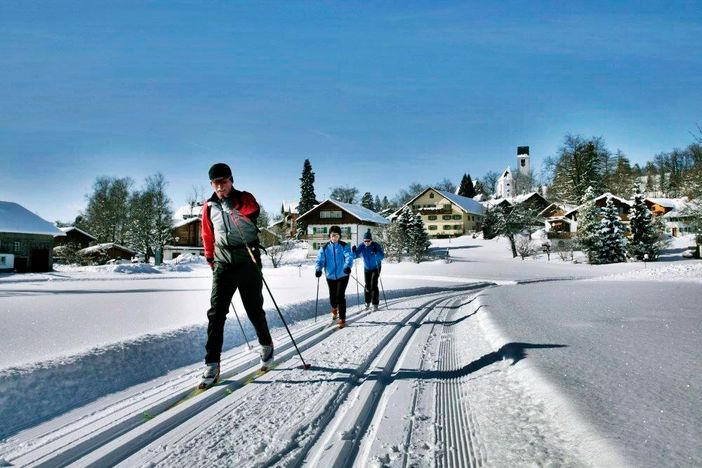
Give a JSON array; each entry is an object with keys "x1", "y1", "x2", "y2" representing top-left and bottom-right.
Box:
[{"x1": 201, "y1": 189, "x2": 260, "y2": 265}]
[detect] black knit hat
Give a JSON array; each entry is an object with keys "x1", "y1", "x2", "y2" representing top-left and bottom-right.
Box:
[
  {"x1": 208, "y1": 163, "x2": 232, "y2": 181},
  {"x1": 363, "y1": 229, "x2": 372, "y2": 240},
  {"x1": 329, "y1": 225, "x2": 342, "y2": 236}
]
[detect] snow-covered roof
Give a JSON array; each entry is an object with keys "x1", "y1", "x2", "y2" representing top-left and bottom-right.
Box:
[
  {"x1": 538, "y1": 202, "x2": 577, "y2": 217},
  {"x1": 435, "y1": 190, "x2": 486, "y2": 215},
  {"x1": 173, "y1": 217, "x2": 201, "y2": 229},
  {"x1": 645, "y1": 197, "x2": 689, "y2": 210},
  {"x1": 281, "y1": 200, "x2": 298, "y2": 214},
  {"x1": 329, "y1": 200, "x2": 390, "y2": 224},
  {"x1": 564, "y1": 192, "x2": 632, "y2": 217},
  {"x1": 78, "y1": 243, "x2": 136, "y2": 255},
  {"x1": 0, "y1": 201, "x2": 66, "y2": 236},
  {"x1": 59, "y1": 226, "x2": 97, "y2": 240},
  {"x1": 298, "y1": 199, "x2": 389, "y2": 224},
  {"x1": 173, "y1": 203, "x2": 202, "y2": 221}
]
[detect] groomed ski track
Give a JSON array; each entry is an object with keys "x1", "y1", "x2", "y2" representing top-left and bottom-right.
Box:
[{"x1": 2, "y1": 284, "x2": 589, "y2": 467}]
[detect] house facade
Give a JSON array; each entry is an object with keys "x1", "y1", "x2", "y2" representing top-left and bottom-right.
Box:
[
  {"x1": 164, "y1": 204, "x2": 205, "y2": 261},
  {"x1": 0, "y1": 201, "x2": 65, "y2": 272},
  {"x1": 296, "y1": 199, "x2": 390, "y2": 255},
  {"x1": 78, "y1": 243, "x2": 136, "y2": 264},
  {"x1": 549, "y1": 193, "x2": 633, "y2": 238},
  {"x1": 394, "y1": 188, "x2": 485, "y2": 237},
  {"x1": 645, "y1": 197, "x2": 693, "y2": 237},
  {"x1": 55, "y1": 226, "x2": 97, "y2": 249}
]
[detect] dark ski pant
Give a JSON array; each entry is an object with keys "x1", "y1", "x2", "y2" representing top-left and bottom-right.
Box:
[
  {"x1": 326, "y1": 275, "x2": 350, "y2": 320},
  {"x1": 364, "y1": 268, "x2": 380, "y2": 305},
  {"x1": 206, "y1": 261, "x2": 272, "y2": 364}
]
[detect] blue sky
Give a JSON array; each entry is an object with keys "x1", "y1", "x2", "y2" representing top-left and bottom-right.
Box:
[{"x1": 1, "y1": 1, "x2": 701, "y2": 222}]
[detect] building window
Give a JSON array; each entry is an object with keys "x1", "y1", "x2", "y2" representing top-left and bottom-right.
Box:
[
  {"x1": 342, "y1": 226, "x2": 351, "y2": 234},
  {"x1": 428, "y1": 215, "x2": 437, "y2": 220},
  {"x1": 442, "y1": 215, "x2": 452, "y2": 220},
  {"x1": 429, "y1": 193, "x2": 434, "y2": 198},
  {"x1": 320, "y1": 210, "x2": 342, "y2": 219},
  {"x1": 14, "y1": 241, "x2": 21, "y2": 252},
  {"x1": 443, "y1": 225, "x2": 452, "y2": 230},
  {"x1": 454, "y1": 225, "x2": 462, "y2": 230},
  {"x1": 428, "y1": 225, "x2": 437, "y2": 230},
  {"x1": 313, "y1": 226, "x2": 328, "y2": 234},
  {"x1": 452, "y1": 215, "x2": 461, "y2": 220}
]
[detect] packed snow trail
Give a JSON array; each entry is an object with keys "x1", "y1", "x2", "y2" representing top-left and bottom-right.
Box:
[{"x1": 1, "y1": 285, "x2": 611, "y2": 467}]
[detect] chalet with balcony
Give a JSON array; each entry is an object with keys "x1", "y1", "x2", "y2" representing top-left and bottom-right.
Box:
[
  {"x1": 297, "y1": 199, "x2": 389, "y2": 255},
  {"x1": 393, "y1": 188, "x2": 485, "y2": 237}
]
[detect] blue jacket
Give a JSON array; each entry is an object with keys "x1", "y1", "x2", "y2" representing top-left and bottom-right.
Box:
[
  {"x1": 354, "y1": 241, "x2": 384, "y2": 271},
  {"x1": 316, "y1": 241, "x2": 353, "y2": 280}
]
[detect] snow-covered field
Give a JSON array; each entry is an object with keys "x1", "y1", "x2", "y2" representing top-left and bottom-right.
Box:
[{"x1": 0, "y1": 235, "x2": 700, "y2": 466}]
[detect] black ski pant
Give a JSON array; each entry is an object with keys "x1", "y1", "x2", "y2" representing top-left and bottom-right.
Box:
[
  {"x1": 205, "y1": 261, "x2": 272, "y2": 364},
  {"x1": 364, "y1": 268, "x2": 380, "y2": 305},
  {"x1": 326, "y1": 275, "x2": 350, "y2": 320}
]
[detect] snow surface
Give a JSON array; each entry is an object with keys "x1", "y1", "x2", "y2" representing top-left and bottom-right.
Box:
[{"x1": 0, "y1": 234, "x2": 700, "y2": 466}]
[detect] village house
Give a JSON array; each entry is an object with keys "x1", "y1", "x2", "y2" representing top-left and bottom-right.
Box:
[
  {"x1": 393, "y1": 188, "x2": 485, "y2": 238},
  {"x1": 163, "y1": 203, "x2": 205, "y2": 261},
  {"x1": 269, "y1": 200, "x2": 300, "y2": 239},
  {"x1": 545, "y1": 193, "x2": 633, "y2": 238},
  {"x1": 78, "y1": 243, "x2": 136, "y2": 264},
  {"x1": 644, "y1": 197, "x2": 694, "y2": 237},
  {"x1": 0, "y1": 201, "x2": 66, "y2": 272},
  {"x1": 296, "y1": 199, "x2": 390, "y2": 256},
  {"x1": 55, "y1": 226, "x2": 97, "y2": 249}
]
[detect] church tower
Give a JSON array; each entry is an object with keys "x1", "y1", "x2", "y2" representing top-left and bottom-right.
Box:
[{"x1": 517, "y1": 146, "x2": 530, "y2": 177}]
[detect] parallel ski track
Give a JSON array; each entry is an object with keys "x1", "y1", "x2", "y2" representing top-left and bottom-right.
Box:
[
  {"x1": 3, "y1": 302, "x2": 378, "y2": 467},
  {"x1": 2, "y1": 285, "x2": 487, "y2": 467},
  {"x1": 435, "y1": 301, "x2": 487, "y2": 468},
  {"x1": 123, "y1": 291, "x2": 474, "y2": 467},
  {"x1": 302, "y1": 291, "x2": 481, "y2": 467}
]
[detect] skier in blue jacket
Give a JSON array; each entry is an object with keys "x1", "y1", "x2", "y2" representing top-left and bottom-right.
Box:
[
  {"x1": 315, "y1": 225, "x2": 353, "y2": 328},
  {"x1": 352, "y1": 229, "x2": 385, "y2": 311}
]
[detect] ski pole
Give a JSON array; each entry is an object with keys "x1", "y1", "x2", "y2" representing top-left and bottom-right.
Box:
[
  {"x1": 354, "y1": 257, "x2": 360, "y2": 307},
  {"x1": 226, "y1": 210, "x2": 311, "y2": 369},
  {"x1": 376, "y1": 257, "x2": 388, "y2": 309},
  {"x1": 379, "y1": 274, "x2": 388, "y2": 309},
  {"x1": 314, "y1": 276, "x2": 320, "y2": 322},
  {"x1": 230, "y1": 301, "x2": 252, "y2": 350},
  {"x1": 349, "y1": 273, "x2": 370, "y2": 293}
]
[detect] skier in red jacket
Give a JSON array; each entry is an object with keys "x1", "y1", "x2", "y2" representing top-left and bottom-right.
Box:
[{"x1": 199, "y1": 163, "x2": 274, "y2": 388}]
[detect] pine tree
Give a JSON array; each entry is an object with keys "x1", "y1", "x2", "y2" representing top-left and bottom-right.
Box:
[
  {"x1": 374, "y1": 195, "x2": 382, "y2": 211},
  {"x1": 576, "y1": 186, "x2": 603, "y2": 264},
  {"x1": 382, "y1": 196, "x2": 390, "y2": 210},
  {"x1": 629, "y1": 190, "x2": 660, "y2": 260},
  {"x1": 396, "y1": 206, "x2": 415, "y2": 254},
  {"x1": 473, "y1": 180, "x2": 485, "y2": 196},
  {"x1": 382, "y1": 222, "x2": 405, "y2": 262},
  {"x1": 458, "y1": 173, "x2": 476, "y2": 198},
  {"x1": 361, "y1": 192, "x2": 374, "y2": 210},
  {"x1": 297, "y1": 159, "x2": 316, "y2": 239},
  {"x1": 597, "y1": 197, "x2": 628, "y2": 264},
  {"x1": 407, "y1": 213, "x2": 430, "y2": 263}
]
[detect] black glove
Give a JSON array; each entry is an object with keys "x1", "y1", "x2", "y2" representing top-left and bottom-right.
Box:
[
  {"x1": 343, "y1": 267, "x2": 351, "y2": 274},
  {"x1": 315, "y1": 270, "x2": 322, "y2": 278},
  {"x1": 351, "y1": 245, "x2": 357, "y2": 253}
]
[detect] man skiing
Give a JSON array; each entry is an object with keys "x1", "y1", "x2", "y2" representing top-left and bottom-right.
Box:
[
  {"x1": 315, "y1": 225, "x2": 353, "y2": 328},
  {"x1": 199, "y1": 162, "x2": 274, "y2": 389},
  {"x1": 352, "y1": 229, "x2": 385, "y2": 311}
]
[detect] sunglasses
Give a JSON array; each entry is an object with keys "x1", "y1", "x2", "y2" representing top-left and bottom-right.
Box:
[{"x1": 363, "y1": 240, "x2": 371, "y2": 243}]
